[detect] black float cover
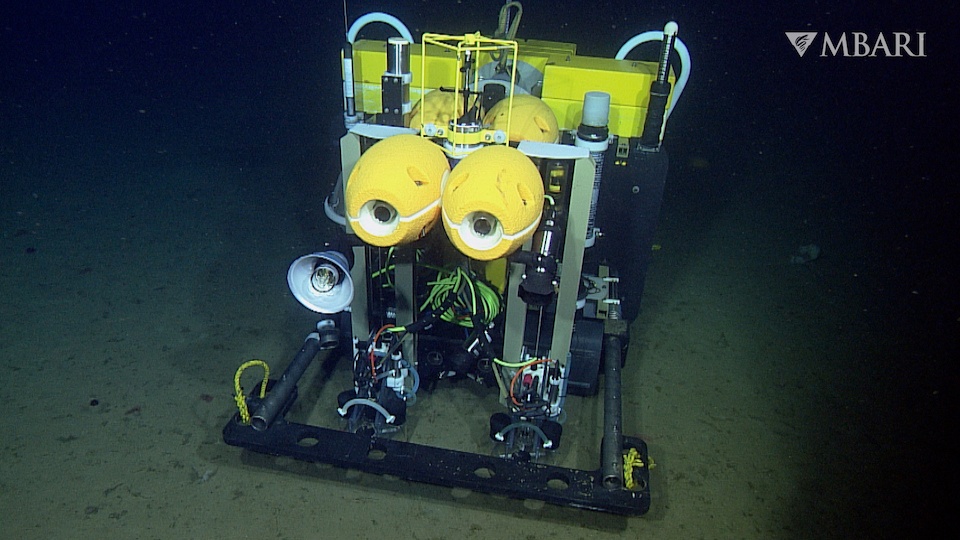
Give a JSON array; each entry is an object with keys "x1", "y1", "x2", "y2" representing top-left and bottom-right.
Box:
[{"x1": 595, "y1": 140, "x2": 669, "y2": 322}]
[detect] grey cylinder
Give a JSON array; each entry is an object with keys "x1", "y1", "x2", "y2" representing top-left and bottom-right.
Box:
[
  {"x1": 600, "y1": 334, "x2": 624, "y2": 489},
  {"x1": 250, "y1": 332, "x2": 322, "y2": 431}
]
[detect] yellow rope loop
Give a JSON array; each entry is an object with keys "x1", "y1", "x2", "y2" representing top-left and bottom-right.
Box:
[
  {"x1": 622, "y1": 447, "x2": 644, "y2": 490},
  {"x1": 233, "y1": 391, "x2": 250, "y2": 424},
  {"x1": 233, "y1": 360, "x2": 270, "y2": 425}
]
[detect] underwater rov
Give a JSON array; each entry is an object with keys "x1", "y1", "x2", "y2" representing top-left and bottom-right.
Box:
[{"x1": 223, "y1": 4, "x2": 690, "y2": 516}]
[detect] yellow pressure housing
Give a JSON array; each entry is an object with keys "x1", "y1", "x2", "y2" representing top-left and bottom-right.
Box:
[{"x1": 348, "y1": 36, "x2": 674, "y2": 138}]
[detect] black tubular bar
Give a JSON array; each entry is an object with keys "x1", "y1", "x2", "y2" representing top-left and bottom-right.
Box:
[
  {"x1": 251, "y1": 332, "x2": 323, "y2": 431},
  {"x1": 601, "y1": 334, "x2": 625, "y2": 489},
  {"x1": 224, "y1": 412, "x2": 650, "y2": 515}
]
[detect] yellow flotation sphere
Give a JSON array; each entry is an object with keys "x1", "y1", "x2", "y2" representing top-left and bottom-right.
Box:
[
  {"x1": 441, "y1": 145, "x2": 544, "y2": 260},
  {"x1": 483, "y1": 94, "x2": 560, "y2": 144},
  {"x1": 409, "y1": 89, "x2": 468, "y2": 132},
  {"x1": 345, "y1": 134, "x2": 449, "y2": 246}
]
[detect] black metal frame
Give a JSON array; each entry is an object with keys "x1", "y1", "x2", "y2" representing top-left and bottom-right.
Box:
[{"x1": 223, "y1": 391, "x2": 650, "y2": 515}]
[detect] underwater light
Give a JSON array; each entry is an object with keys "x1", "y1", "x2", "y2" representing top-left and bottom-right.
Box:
[{"x1": 287, "y1": 251, "x2": 354, "y2": 313}]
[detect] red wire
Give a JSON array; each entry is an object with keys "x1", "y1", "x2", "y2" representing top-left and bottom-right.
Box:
[
  {"x1": 509, "y1": 358, "x2": 553, "y2": 406},
  {"x1": 368, "y1": 324, "x2": 394, "y2": 377}
]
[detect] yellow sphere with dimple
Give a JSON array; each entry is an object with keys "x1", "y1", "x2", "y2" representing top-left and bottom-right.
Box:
[
  {"x1": 409, "y1": 89, "x2": 476, "y2": 133},
  {"x1": 345, "y1": 134, "x2": 449, "y2": 246},
  {"x1": 441, "y1": 145, "x2": 544, "y2": 261},
  {"x1": 483, "y1": 94, "x2": 559, "y2": 144}
]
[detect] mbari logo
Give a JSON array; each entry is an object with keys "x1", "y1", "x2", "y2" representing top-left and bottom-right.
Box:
[
  {"x1": 785, "y1": 32, "x2": 817, "y2": 57},
  {"x1": 785, "y1": 31, "x2": 926, "y2": 58}
]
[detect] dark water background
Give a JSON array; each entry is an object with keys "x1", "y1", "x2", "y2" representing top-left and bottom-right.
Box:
[{"x1": 2, "y1": 1, "x2": 957, "y2": 537}]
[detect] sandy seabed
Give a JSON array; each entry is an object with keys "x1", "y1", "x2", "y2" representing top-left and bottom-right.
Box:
[{"x1": 1, "y1": 86, "x2": 950, "y2": 540}]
